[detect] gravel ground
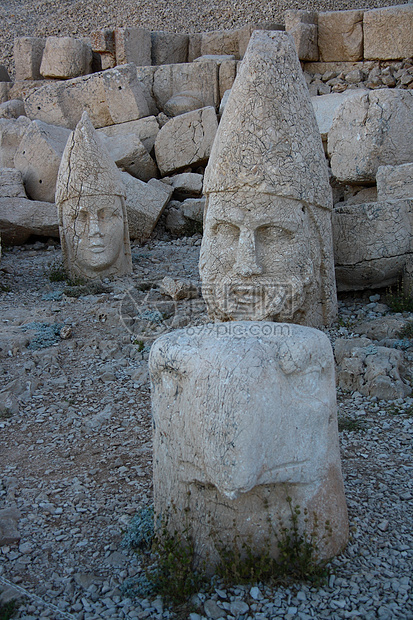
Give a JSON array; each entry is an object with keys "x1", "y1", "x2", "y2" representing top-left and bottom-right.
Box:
[
  {"x1": 0, "y1": 237, "x2": 412, "y2": 619},
  {"x1": 0, "y1": 0, "x2": 411, "y2": 77}
]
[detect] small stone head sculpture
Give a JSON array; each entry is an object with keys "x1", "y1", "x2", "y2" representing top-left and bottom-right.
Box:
[
  {"x1": 56, "y1": 111, "x2": 132, "y2": 280},
  {"x1": 199, "y1": 31, "x2": 337, "y2": 328}
]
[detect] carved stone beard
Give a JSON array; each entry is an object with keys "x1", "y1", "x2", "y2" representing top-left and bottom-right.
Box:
[{"x1": 200, "y1": 262, "x2": 315, "y2": 323}]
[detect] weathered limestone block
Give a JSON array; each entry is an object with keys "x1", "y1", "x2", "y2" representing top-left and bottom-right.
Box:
[
  {"x1": 0, "y1": 117, "x2": 31, "y2": 168},
  {"x1": 333, "y1": 200, "x2": 412, "y2": 291},
  {"x1": 318, "y1": 10, "x2": 363, "y2": 62},
  {"x1": 100, "y1": 133, "x2": 158, "y2": 182},
  {"x1": 152, "y1": 61, "x2": 219, "y2": 115},
  {"x1": 40, "y1": 37, "x2": 93, "y2": 79},
  {"x1": 24, "y1": 64, "x2": 149, "y2": 130},
  {"x1": 285, "y1": 11, "x2": 318, "y2": 61},
  {"x1": 311, "y1": 89, "x2": 369, "y2": 142},
  {"x1": 219, "y1": 60, "x2": 238, "y2": 100},
  {"x1": 0, "y1": 197, "x2": 59, "y2": 245},
  {"x1": 120, "y1": 172, "x2": 172, "y2": 242},
  {"x1": 14, "y1": 37, "x2": 46, "y2": 81},
  {"x1": 154, "y1": 107, "x2": 218, "y2": 176},
  {"x1": 200, "y1": 26, "x2": 253, "y2": 60},
  {"x1": 288, "y1": 23, "x2": 319, "y2": 61},
  {"x1": 328, "y1": 90, "x2": 413, "y2": 183},
  {"x1": 182, "y1": 197, "x2": 205, "y2": 223},
  {"x1": 151, "y1": 32, "x2": 189, "y2": 65},
  {"x1": 97, "y1": 116, "x2": 159, "y2": 153},
  {"x1": 335, "y1": 338, "x2": 411, "y2": 400},
  {"x1": 0, "y1": 168, "x2": 26, "y2": 198},
  {"x1": 0, "y1": 100, "x2": 26, "y2": 120},
  {"x1": 55, "y1": 112, "x2": 132, "y2": 280},
  {"x1": 353, "y1": 316, "x2": 408, "y2": 341},
  {"x1": 364, "y1": 5, "x2": 413, "y2": 60},
  {"x1": 90, "y1": 29, "x2": 115, "y2": 54},
  {"x1": 188, "y1": 33, "x2": 203, "y2": 62},
  {"x1": 135, "y1": 66, "x2": 159, "y2": 116},
  {"x1": 376, "y1": 163, "x2": 413, "y2": 201},
  {"x1": 0, "y1": 83, "x2": 11, "y2": 105},
  {"x1": 115, "y1": 27, "x2": 151, "y2": 66},
  {"x1": 167, "y1": 172, "x2": 203, "y2": 199},
  {"x1": 14, "y1": 120, "x2": 71, "y2": 203},
  {"x1": 200, "y1": 30, "x2": 337, "y2": 328},
  {"x1": 150, "y1": 322, "x2": 348, "y2": 572}
]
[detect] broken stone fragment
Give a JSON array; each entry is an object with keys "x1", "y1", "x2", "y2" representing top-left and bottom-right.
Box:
[
  {"x1": 40, "y1": 36, "x2": 93, "y2": 79},
  {"x1": 14, "y1": 119, "x2": 71, "y2": 203},
  {"x1": 154, "y1": 106, "x2": 218, "y2": 176}
]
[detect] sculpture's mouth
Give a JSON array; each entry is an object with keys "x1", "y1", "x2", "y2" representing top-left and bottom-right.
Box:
[{"x1": 89, "y1": 244, "x2": 105, "y2": 253}]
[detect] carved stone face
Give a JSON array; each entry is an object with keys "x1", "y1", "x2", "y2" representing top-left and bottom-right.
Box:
[
  {"x1": 199, "y1": 188, "x2": 316, "y2": 321},
  {"x1": 62, "y1": 195, "x2": 125, "y2": 278}
]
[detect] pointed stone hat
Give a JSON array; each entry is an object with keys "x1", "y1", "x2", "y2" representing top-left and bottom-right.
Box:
[
  {"x1": 55, "y1": 110, "x2": 126, "y2": 204},
  {"x1": 204, "y1": 30, "x2": 332, "y2": 211}
]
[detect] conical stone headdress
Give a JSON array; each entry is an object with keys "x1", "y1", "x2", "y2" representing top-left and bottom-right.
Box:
[
  {"x1": 56, "y1": 111, "x2": 126, "y2": 204},
  {"x1": 203, "y1": 30, "x2": 332, "y2": 212}
]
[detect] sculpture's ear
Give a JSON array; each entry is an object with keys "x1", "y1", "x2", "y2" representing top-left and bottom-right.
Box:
[{"x1": 148, "y1": 333, "x2": 196, "y2": 383}]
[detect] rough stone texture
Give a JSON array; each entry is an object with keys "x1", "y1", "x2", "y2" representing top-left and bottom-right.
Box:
[
  {"x1": 219, "y1": 59, "x2": 238, "y2": 100},
  {"x1": 0, "y1": 508, "x2": 21, "y2": 546},
  {"x1": 201, "y1": 29, "x2": 241, "y2": 59},
  {"x1": 0, "y1": 196, "x2": 59, "y2": 244},
  {"x1": 55, "y1": 112, "x2": 132, "y2": 280},
  {"x1": 285, "y1": 12, "x2": 318, "y2": 61},
  {"x1": 0, "y1": 65, "x2": 10, "y2": 82},
  {"x1": 328, "y1": 90, "x2": 413, "y2": 183},
  {"x1": 114, "y1": 27, "x2": 151, "y2": 66},
  {"x1": 97, "y1": 116, "x2": 159, "y2": 153},
  {"x1": 13, "y1": 37, "x2": 45, "y2": 81},
  {"x1": 150, "y1": 322, "x2": 348, "y2": 572},
  {"x1": 120, "y1": 171, "x2": 172, "y2": 242},
  {"x1": 335, "y1": 337, "x2": 411, "y2": 399},
  {"x1": 318, "y1": 10, "x2": 364, "y2": 62},
  {"x1": 353, "y1": 316, "x2": 408, "y2": 340},
  {"x1": 376, "y1": 163, "x2": 413, "y2": 201},
  {"x1": 181, "y1": 197, "x2": 205, "y2": 223},
  {"x1": 14, "y1": 119, "x2": 71, "y2": 203},
  {"x1": 151, "y1": 31, "x2": 188, "y2": 65},
  {"x1": 100, "y1": 132, "x2": 158, "y2": 182},
  {"x1": 0, "y1": 116, "x2": 31, "y2": 168},
  {"x1": 333, "y1": 200, "x2": 412, "y2": 291},
  {"x1": 154, "y1": 106, "x2": 218, "y2": 176},
  {"x1": 167, "y1": 171, "x2": 203, "y2": 199},
  {"x1": 90, "y1": 29, "x2": 115, "y2": 53},
  {"x1": 200, "y1": 30, "x2": 337, "y2": 328},
  {"x1": 40, "y1": 36, "x2": 93, "y2": 79},
  {"x1": 0, "y1": 99, "x2": 26, "y2": 119},
  {"x1": 152, "y1": 60, "x2": 219, "y2": 115},
  {"x1": 0, "y1": 168, "x2": 26, "y2": 198},
  {"x1": 0, "y1": 83, "x2": 11, "y2": 105},
  {"x1": 160, "y1": 275, "x2": 199, "y2": 300},
  {"x1": 311, "y1": 89, "x2": 370, "y2": 142},
  {"x1": 288, "y1": 23, "x2": 319, "y2": 61},
  {"x1": 364, "y1": 5, "x2": 413, "y2": 60},
  {"x1": 24, "y1": 64, "x2": 149, "y2": 130}
]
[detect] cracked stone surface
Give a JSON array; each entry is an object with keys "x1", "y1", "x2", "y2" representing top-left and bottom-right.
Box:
[
  {"x1": 200, "y1": 30, "x2": 337, "y2": 328},
  {"x1": 328, "y1": 89, "x2": 413, "y2": 183},
  {"x1": 150, "y1": 322, "x2": 348, "y2": 572},
  {"x1": 56, "y1": 111, "x2": 132, "y2": 281},
  {"x1": 154, "y1": 106, "x2": 218, "y2": 175}
]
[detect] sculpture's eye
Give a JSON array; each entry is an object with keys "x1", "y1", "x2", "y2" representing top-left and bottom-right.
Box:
[
  {"x1": 291, "y1": 366, "x2": 321, "y2": 397},
  {"x1": 212, "y1": 222, "x2": 240, "y2": 241},
  {"x1": 98, "y1": 207, "x2": 119, "y2": 222},
  {"x1": 77, "y1": 211, "x2": 88, "y2": 223},
  {"x1": 256, "y1": 224, "x2": 294, "y2": 243}
]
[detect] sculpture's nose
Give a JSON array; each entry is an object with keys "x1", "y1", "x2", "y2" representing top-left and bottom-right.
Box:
[
  {"x1": 233, "y1": 228, "x2": 263, "y2": 277},
  {"x1": 88, "y1": 214, "x2": 102, "y2": 237}
]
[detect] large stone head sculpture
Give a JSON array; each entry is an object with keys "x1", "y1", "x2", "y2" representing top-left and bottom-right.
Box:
[
  {"x1": 56, "y1": 111, "x2": 132, "y2": 280},
  {"x1": 199, "y1": 31, "x2": 337, "y2": 328}
]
